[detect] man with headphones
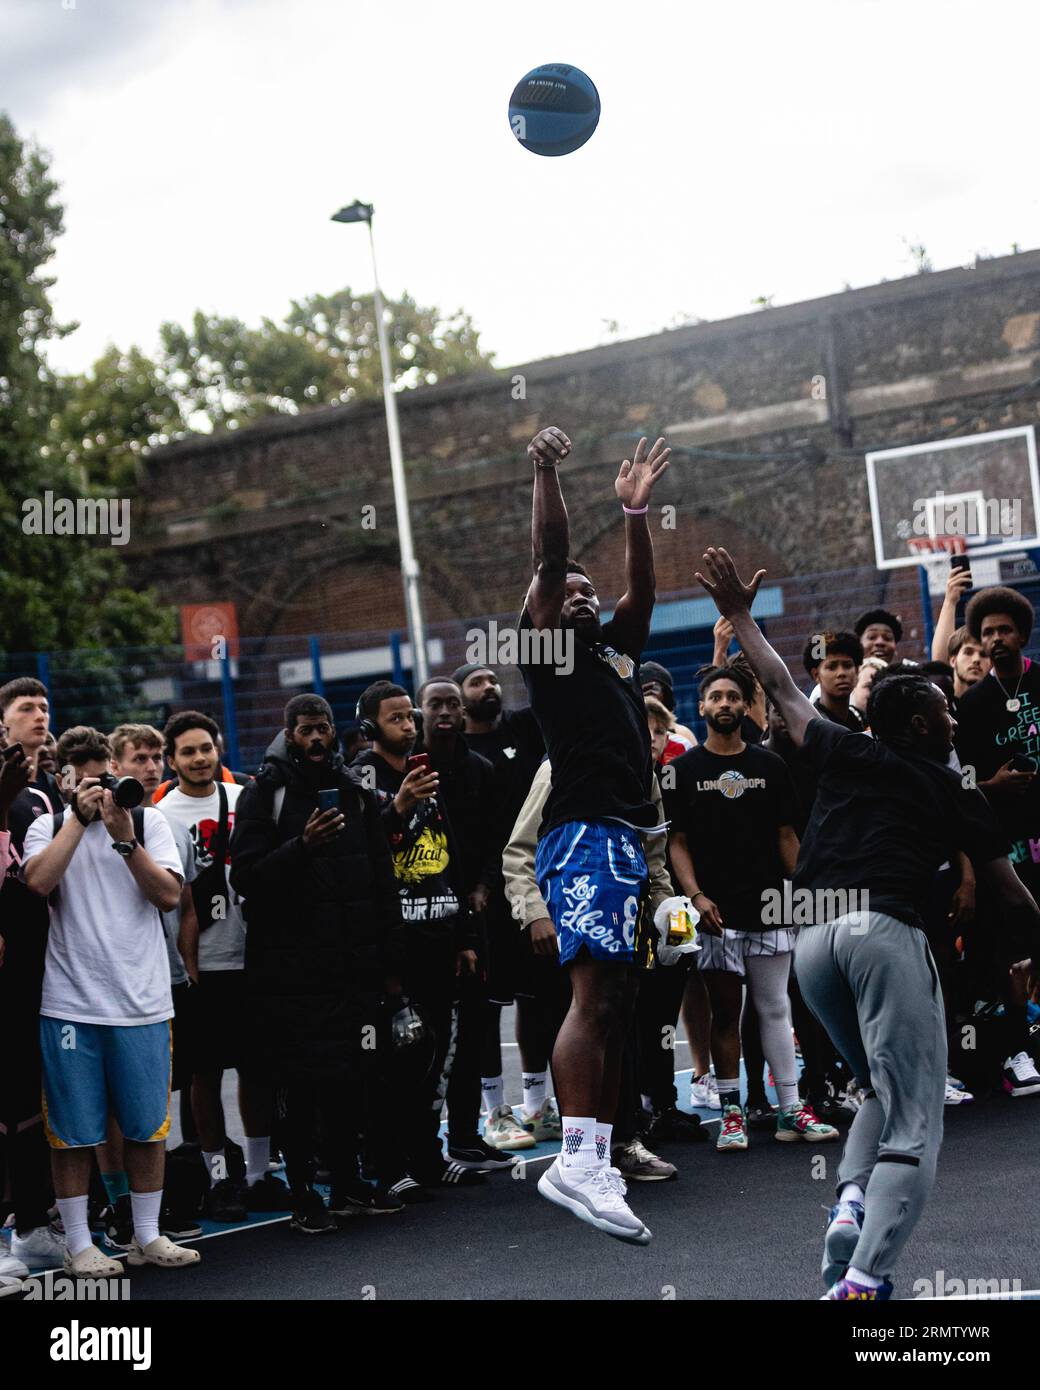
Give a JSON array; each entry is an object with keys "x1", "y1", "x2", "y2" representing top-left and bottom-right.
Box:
[{"x1": 351, "y1": 681, "x2": 485, "y2": 1197}]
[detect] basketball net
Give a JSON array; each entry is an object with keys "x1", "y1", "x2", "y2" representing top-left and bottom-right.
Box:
[{"x1": 907, "y1": 535, "x2": 968, "y2": 561}]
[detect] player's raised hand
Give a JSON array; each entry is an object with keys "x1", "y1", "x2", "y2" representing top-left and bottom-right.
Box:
[
  {"x1": 527, "y1": 427, "x2": 571, "y2": 468},
  {"x1": 695, "y1": 547, "x2": 766, "y2": 619},
  {"x1": 615, "y1": 436, "x2": 670, "y2": 509}
]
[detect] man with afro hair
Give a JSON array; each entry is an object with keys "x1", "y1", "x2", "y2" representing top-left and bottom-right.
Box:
[{"x1": 956, "y1": 585, "x2": 1040, "y2": 1098}]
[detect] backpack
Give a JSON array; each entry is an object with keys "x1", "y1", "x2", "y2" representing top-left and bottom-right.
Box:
[{"x1": 189, "y1": 781, "x2": 231, "y2": 933}]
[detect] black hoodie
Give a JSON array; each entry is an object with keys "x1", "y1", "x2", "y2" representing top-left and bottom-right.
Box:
[{"x1": 228, "y1": 732, "x2": 404, "y2": 1084}]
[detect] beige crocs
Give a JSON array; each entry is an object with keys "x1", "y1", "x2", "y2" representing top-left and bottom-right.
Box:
[
  {"x1": 64, "y1": 1244, "x2": 124, "y2": 1278},
  {"x1": 128, "y1": 1236, "x2": 201, "y2": 1268}
]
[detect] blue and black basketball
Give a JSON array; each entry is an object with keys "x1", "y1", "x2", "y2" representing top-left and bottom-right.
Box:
[{"x1": 508, "y1": 63, "x2": 601, "y2": 157}]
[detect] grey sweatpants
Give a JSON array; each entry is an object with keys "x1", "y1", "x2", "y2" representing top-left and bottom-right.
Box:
[{"x1": 794, "y1": 912, "x2": 946, "y2": 1280}]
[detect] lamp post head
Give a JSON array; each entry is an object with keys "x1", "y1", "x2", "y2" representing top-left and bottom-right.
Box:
[{"x1": 331, "y1": 200, "x2": 374, "y2": 224}]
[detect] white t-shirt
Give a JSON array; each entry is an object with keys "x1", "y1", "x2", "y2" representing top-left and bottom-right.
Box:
[
  {"x1": 157, "y1": 783, "x2": 247, "y2": 972},
  {"x1": 23, "y1": 806, "x2": 183, "y2": 1027}
]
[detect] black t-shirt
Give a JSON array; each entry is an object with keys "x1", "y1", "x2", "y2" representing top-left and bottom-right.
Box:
[
  {"x1": 955, "y1": 663, "x2": 1040, "y2": 876},
  {"x1": 664, "y1": 743, "x2": 797, "y2": 926},
  {"x1": 464, "y1": 708, "x2": 545, "y2": 843},
  {"x1": 518, "y1": 607, "x2": 654, "y2": 836},
  {"x1": 795, "y1": 717, "x2": 1008, "y2": 929}
]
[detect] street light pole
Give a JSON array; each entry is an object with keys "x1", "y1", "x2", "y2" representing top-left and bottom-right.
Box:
[{"x1": 331, "y1": 200, "x2": 429, "y2": 689}]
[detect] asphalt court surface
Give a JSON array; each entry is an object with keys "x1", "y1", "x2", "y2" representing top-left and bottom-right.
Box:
[{"x1": 8, "y1": 1009, "x2": 1040, "y2": 1300}]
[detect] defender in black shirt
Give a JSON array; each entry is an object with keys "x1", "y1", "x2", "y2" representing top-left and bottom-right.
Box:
[
  {"x1": 520, "y1": 424, "x2": 671, "y2": 1247},
  {"x1": 696, "y1": 547, "x2": 1040, "y2": 1302}
]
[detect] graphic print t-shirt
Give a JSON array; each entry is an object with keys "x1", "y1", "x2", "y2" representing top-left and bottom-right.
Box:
[
  {"x1": 518, "y1": 607, "x2": 654, "y2": 837},
  {"x1": 955, "y1": 662, "x2": 1040, "y2": 882},
  {"x1": 664, "y1": 743, "x2": 797, "y2": 927},
  {"x1": 158, "y1": 784, "x2": 246, "y2": 971}
]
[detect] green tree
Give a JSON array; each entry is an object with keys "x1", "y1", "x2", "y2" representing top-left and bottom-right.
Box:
[
  {"x1": 0, "y1": 111, "x2": 175, "y2": 662},
  {"x1": 159, "y1": 288, "x2": 496, "y2": 430},
  {"x1": 52, "y1": 344, "x2": 184, "y2": 489}
]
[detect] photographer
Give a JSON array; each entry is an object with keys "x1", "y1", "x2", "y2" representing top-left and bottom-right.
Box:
[
  {"x1": 229, "y1": 695, "x2": 406, "y2": 1233},
  {"x1": 21, "y1": 727, "x2": 200, "y2": 1275}
]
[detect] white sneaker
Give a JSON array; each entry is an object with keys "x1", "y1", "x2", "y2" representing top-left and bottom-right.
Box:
[
  {"x1": 483, "y1": 1103, "x2": 536, "y2": 1150},
  {"x1": 537, "y1": 1159, "x2": 651, "y2": 1244},
  {"x1": 947, "y1": 1073, "x2": 966, "y2": 1089},
  {"x1": 11, "y1": 1225, "x2": 65, "y2": 1268},
  {"x1": 1002, "y1": 1051, "x2": 1040, "y2": 1097},
  {"x1": 690, "y1": 1072, "x2": 720, "y2": 1109},
  {"x1": 0, "y1": 1251, "x2": 29, "y2": 1280},
  {"x1": 944, "y1": 1081, "x2": 973, "y2": 1105}
]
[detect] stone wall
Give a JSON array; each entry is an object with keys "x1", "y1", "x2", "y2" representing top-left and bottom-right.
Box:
[{"x1": 130, "y1": 249, "x2": 1040, "y2": 641}]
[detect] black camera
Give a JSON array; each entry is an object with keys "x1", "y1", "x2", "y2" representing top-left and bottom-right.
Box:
[{"x1": 97, "y1": 771, "x2": 145, "y2": 808}]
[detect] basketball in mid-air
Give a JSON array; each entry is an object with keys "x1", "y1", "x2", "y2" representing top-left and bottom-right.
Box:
[{"x1": 508, "y1": 63, "x2": 601, "y2": 157}]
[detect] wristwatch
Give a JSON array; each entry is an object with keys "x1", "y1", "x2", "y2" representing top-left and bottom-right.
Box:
[{"x1": 111, "y1": 840, "x2": 139, "y2": 858}]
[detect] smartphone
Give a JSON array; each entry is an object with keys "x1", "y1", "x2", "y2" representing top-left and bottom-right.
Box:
[
  {"x1": 950, "y1": 553, "x2": 972, "y2": 580},
  {"x1": 1, "y1": 742, "x2": 24, "y2": 762},
  {"x1": 407, "y1": 753, "x2": 431, "y2": 775},
  {"x1": 1010, "y1": 754, "x2": 1035, "y2": 774},
  {"x1": 317, "y1": 787, "x2": 341, "y2": 813}
]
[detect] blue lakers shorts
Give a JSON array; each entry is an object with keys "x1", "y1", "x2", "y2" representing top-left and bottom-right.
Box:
[
  {"x1": 40, "y1": 1017, "x2": 172, "y2": 1149},
  {"x1": 535, "y1": 820, "x2": 652, "y2": 966}
]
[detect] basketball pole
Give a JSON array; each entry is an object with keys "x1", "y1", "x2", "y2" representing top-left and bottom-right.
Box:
[{"x1": 331, "y1": 201, "x2": 430, "y2": 691}]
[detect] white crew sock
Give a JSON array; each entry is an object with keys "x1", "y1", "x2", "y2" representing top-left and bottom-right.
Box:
[
  {"x1": 203, "y1": 1149, "x2": 225, "y2": 1187},
  {"x1": 130, "y1": 1189, "x2": 163, "y2": 1248},
  {"x1": 522, "y1": 1072, "x2": 547, "y2": 1117},
  {"x1": 838, "y1": 1181, "x2": 866, "y2": 1205},
  {"x1": 56, "y1": 1195, "x2": 92, "y2": 1257},
  {"x1": 847, "y1": 1265, "x2": 883, "y2": 1289},
  {"x1": 245, "y1": 1136, "x2": 270, "y2": 1187},
  {"x1": 481, "y1": 1075, "x2": 505, "y2": 1115},
  {"x1": 778, "y1": 1080, "x2": 801, "y2": 1110},
  {"x1": 560, "y1": 1116, "x2": 598, "y2": 1169},
  {"x1": 595, "y1": 1122, "x2": 613, "y2": 1166}
]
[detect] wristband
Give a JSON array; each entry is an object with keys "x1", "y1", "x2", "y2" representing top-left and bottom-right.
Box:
[
  {"x1": 534, "y1": 460, "x2": 558, "y2": 470},
  {"x1": 622, "y1": 504, "x2": 649, "y2": 515}
]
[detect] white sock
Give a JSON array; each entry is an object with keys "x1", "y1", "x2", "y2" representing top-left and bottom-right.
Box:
[
  {"x1": 595, "y1": 1122, "x2": 613, "y2": 1166},
  {"x1": 839, "y1": 1181, "x2": 866, "y2": 1206},
  {"x1": 560, "y1": 1116, "x2": 598, "y2": 1169},
  {"x1": 56, "y1": 1195, "x2": 92, "y2": 1257},
  {"x1": 847, "y1": 1265, "x2": 883, "y2": 1289},
  {"x1": 203, "y1": 1149, "x2": 224, "y2": 1187},
  {"x1": 778, "y1": 1080, "x2": 801, "y2": 1110},
  {"x1": 522, "y1": 1071, "x2": 547, "y2": 1117},
  {"x1": 481, "y1": 1076, "x2": 504, "y2": 1115},
  {"x1": 130, "y1": 1189, "x2": 163, "y2": 1248},
  {"x1": 245, "y1": 1136, "x2": 270, "y2": 1187}
]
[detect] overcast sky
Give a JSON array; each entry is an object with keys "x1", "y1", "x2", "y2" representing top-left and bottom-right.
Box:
[{"x1": 6, "y1": 0, "x2": 1039, "y2": 379}]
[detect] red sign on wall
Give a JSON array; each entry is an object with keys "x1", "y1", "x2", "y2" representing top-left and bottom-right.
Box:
[{"x1": 180, "y1": 603, "x2": 240, "y2": 662}]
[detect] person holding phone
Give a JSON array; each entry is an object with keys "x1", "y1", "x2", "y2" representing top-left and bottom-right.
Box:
[
  {"x1": 955, "y1": 585, "x2": 1040, "y2": 1098},
  {"x1": 230, "y1": 694, "x2": 407, "y2": 1232},
  {"x1": 0, "y1": 678, "x2": 66, "y2": 1273},
  {"x1": 352, "y1": 681, "x2": 486, "y2": 1196}
]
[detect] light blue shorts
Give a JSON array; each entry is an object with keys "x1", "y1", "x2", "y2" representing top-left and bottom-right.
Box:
[{"x1": 40, "y1": 1017, "x2": 172, "y2": 1148}]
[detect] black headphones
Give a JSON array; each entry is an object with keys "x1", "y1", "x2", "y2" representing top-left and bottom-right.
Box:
[{"x1": 355, "y1": 694, "x2": 378, "y2": 742}]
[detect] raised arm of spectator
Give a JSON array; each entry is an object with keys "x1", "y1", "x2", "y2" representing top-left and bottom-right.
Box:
[
  {"x1": 610, "y1": 437, "x2": 671, "y2": 657},
  {"x1": 696, "y1": 548, "x2": 819, "y2": 749},
  {"x1": 524, "y1": 427, "x2": 573, "y2": 630},
  {"x1": 932, "y1": 566, "x2": 973, "y2": 662}
]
